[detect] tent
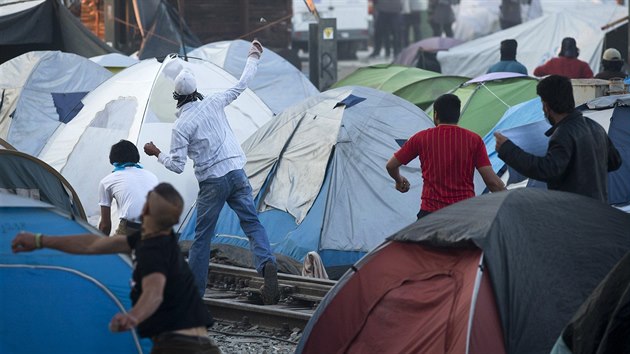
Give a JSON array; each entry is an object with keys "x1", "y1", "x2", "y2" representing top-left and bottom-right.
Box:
[
  {"x1": 0, "y1": 51, "x2": 112, "y2": 155},
  {"x1": 0, "y1": 0, "x2": 117, "y2": 64},
  {"x1": 439, "y1": 3, "x2": 628, "y2": 78},
  {"x1": 179, "y1": 86, "x2": 437, "y2": 277},
  {"x1": 0, "y1": 148, "x2": 85, "y2": 219},
  {"x1": 38, "y1": 54, "x2": 273, "y2": 229},
  {"x1": 131, "y1": 0, "x2": 201, "y2": 59},
  {"x1": 581, "y1": 95, "x2": 630, "y2": 205},
  {"x1": 429, "y1": 72, "x2": 538, "y2": 137},
  {"x1": 452, "y1": 0, "x2": 545, "y2": 41},
  {"x1": 0, "y1": 194, "x2": 151, "y2": 353},
  {"x1": 297, "y1": 188, "x2": 630, "y2": 354},
  {"x1": 551, "y1": 250, "x2": 630, "y2": 354},
  {"x1": 188, "y1": 39, "x2": 319, "y2": 115},
  {"x1": 332, "y1": 64, "x2": 468, "y2": 110},
  {"x1": 393, "y1": 37, "x2": 464, "y2": 72},
  {"x1": 90, "y1": 53, "x2": 140, "y2": 74},
  {"x1": 492, "y1": 94, "x2": 630, "y2": 206}
]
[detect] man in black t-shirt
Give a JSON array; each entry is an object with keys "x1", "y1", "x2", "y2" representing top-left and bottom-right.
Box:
[{"x1": 11, "y1": 183, "x2": 221, "y2": 354}]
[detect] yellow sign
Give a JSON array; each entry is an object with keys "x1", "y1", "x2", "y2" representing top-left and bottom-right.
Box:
[{"x1": 323, "y1": 27, "x2": 334, "y2": 40}]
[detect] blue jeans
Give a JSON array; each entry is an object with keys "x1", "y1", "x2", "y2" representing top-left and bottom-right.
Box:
[{"x1": 188, "y1": 169, "x2": 276, "y2": 296}]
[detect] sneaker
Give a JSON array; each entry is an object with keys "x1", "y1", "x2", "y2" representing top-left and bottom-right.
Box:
[{"x1": 261, "y1": 262, "x2": 280, "y2": 305}]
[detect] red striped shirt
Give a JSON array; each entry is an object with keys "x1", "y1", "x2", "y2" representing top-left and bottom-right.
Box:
[{"x1": 394, "y1": 125, "x2": 491, "y2": 212}]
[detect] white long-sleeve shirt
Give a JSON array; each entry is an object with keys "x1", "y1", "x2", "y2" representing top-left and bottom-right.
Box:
[{"x1": 158, "y1": 57, "x2": 259, "y2": 182}]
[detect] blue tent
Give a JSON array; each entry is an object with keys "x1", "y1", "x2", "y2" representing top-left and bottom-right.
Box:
[
  {"x1": 179, "y1": 86, "x2": 435, "y2": 277},
  {"x1": 484, "y1": 95, "x2": 630, "y2": 206},
  {"x1": 0, "y1": 194, "x2": 151, "y2": 354}
]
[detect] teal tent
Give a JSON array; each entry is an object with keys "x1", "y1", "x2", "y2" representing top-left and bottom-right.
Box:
[{"x1": 0, "y1": 194, "x2": 151, "y2": 353}]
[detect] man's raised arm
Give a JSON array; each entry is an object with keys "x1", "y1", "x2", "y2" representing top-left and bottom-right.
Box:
[
  {"x1": 215, "y1": 40, "x2": 263, "y2": 107},
  {"x1": 12, "y1": 231, "x2": 130, "y2": 255}
]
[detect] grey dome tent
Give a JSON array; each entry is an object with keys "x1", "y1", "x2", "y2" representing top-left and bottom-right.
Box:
[
  {"x1": 0, "y1": 148, "x2": 85, "y2": 220},
  {"x1": 551, "y1": 250, "x2": 630, "y2": 354},
  {"x1": 179, "y1": 86, "x2": 486, "y2": 278},
  {"x1": 0, "y1": 51, "x2": 112, "y2": 155},
  {"x1": 297, "y1": 189, "x2": 630, "y2": 354}
]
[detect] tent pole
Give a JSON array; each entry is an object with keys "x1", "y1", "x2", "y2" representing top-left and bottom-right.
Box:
[{"x1": 177, "y1": 0, "x2": 188, "y2": 61}]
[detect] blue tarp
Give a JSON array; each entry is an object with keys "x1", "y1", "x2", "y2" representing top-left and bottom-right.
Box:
[
  {"x1": 51, "y1": 91, "x2": 87, "y2": 124},
  {"x1": 483, "y1": 97, "x2": 544, "y2": 172},
  {"x1": 500, "y1": 120, "x2": 550, "y2": 188}
]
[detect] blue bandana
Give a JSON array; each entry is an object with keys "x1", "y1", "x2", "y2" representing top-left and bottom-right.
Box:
[{"x1": 112, "y1": 162, "x2": 143, "y2": 172}]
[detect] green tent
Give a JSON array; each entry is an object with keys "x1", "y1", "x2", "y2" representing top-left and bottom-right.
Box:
[
  {"x1": 333, "y1": 64, "x2": 468, "y2": 109},
  {"x1": 427, "y1": 72, "x2": 539, "y2": 137}
]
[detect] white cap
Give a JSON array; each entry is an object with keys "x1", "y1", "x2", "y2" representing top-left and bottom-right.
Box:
[
  {"x1": 603, "y1": 48, "x2": 622, "y2": 61},
  {"x1": 174, "y1": 70, "x2": 197, "y2": 95}
]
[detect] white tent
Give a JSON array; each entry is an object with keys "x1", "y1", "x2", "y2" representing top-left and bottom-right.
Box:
[
  {"x1": 0, "y1": 51, "x2": 112, "y2": 155},
  {"x1": 188, "y1": 39, "x2": 319, "y2": 115},
  {"x1": 90, "y1": 53, "x2": 139, "y2": 68},
  {"x1": 439, "y1": 3, "x2": 627, "y2": 78},
  {"x1": 38, "y1": 54, "x2": 273, "y2": 228},
  {"x1": 452, "y1": 0, "x2": 619, "y2": 41}
]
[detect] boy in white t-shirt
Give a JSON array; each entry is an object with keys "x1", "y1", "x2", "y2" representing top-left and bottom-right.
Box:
[{"x1": 99, "y1": 140, "x2": 158, "y2": 236}]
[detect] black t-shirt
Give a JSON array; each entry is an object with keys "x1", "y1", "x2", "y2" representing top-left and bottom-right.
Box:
[{"x1": 127, "y1": 232, "x2": 207, "y2": 338}]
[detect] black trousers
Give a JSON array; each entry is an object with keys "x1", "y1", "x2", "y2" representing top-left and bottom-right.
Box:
[
  {"x1": 431, "y1": 22, "x2": 453, "y2": 38},
  {"x1": 373, "y1": 12, "x2": 402, "y2": 56},
  {"x1": 402, "y1": 12, "x2": 421, "y2": 47}
]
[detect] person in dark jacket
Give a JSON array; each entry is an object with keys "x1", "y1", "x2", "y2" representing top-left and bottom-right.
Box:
[
  {"x1": 369, "y1": 0, "x2": 402, "y2": 57},
  {"x1": 429, "y1": 0, "x2": 458, "y2": 38},
  {"x1": 494, "y1": 75, "x2": 621, "y2": 203},
  {"x1": 534, "y1": 37, "x2": 593, "y2": 79},
  {"x1": 595, "y1": 48, "x2": 627, "y2": 80}
]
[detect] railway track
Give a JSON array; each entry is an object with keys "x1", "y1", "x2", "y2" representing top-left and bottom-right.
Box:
[{"x1": 203, "y1": 263, "x2": 336, "y2": 330}]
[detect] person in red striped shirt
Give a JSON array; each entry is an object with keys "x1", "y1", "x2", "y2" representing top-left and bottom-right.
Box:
[{"x1": 386, "y1": 93, "x2": 505, "y2": 219}]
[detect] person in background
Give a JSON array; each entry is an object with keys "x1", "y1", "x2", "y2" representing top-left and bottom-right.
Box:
[
  {"x1": 495, "y1": 75, "x2": 621, "y2": 203},
  {"x1": 401, "y1": 0, "x2": 422, "y2": 48},
  {"x1": 487, "y1": 39, "x2": 528, "y2": 75},
  {"x1": 12, "y1": 183, "x2": 222, "y2": 354},
  {"x1": 143, "y1": 40, "x2": 280, "y2": 305},
  {"x1": 386, "y1": 94, "x2": 505, "y2": 220},
  {"x1": 595, "y1": 48, "x2": 627, "y2": 80},
  {"x1": 533, "y1": 37, "x2": 593, "y2": 79},
  {"x1": 369, "y1": 0, "x2": 402, "y2": 58},
  {"x1": 499, "y1": 0, "x2": 531, "y2": 30},
  {"x1": 99, "y1": 140, "x2": 158, "y2": 236},
  {"x1": 428, "y1": 0, "x2": 458, "y2": 38}
]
